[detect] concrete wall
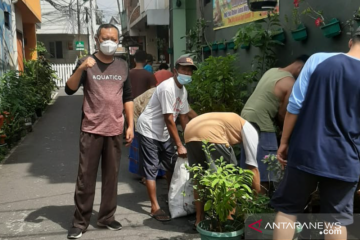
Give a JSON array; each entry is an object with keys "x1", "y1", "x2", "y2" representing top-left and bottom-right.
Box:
[
  {"x1": 37, "y1": 34, "x2": 90, "y2": 64},
  {"x1": 145, "y1": 25, "x2": 158, "y2": 61},
  {"x1": 201, "y1": 0, "x2": 360, "y2": 71}
]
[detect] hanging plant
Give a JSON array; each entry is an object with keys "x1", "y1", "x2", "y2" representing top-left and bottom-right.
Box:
[
  {"x1": 344, "y1": 7, "x2": 360, "y2": 36},
  {"x1": 301, "y1": 0, "x2": 341, "y2": 38},
  {"x1": 284, "y1": 0, "x2": 308, "y2": 41}
]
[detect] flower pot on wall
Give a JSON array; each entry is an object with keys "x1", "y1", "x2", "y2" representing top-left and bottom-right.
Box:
[
  {"x1": 240, "y1": 43, "x2": 250, "y2": 50},
  {"x1": 291, "y1": 24, "x2": 308, "y2": 41},
  {"x1": 0, "y1": 115, "x2": 3, "y2": 129},
  {"x1": 272, "y1": 28, "x2": 286, "y2": 43},
  {"x1": 218, "y1": 42, "x2": 227, "y2": 50},
  {"x1": 321, "y1": 18, "x2": 341, "y2": 38},
  {"x1": 227, "y1": 41, "x2": 235, "y2": 49},
  {"x1": 197, "y1": 220, "x2": 244, "y2": 240},
  {"x1": 212, "y1": 42, "x2": 218, "y2": 51},
  {"x1": 203, "y1": 45, "x2": 211, "y2": 52}
]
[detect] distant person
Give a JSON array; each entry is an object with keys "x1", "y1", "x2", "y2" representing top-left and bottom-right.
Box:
[
  {"x1": 129, "y1": 50, "x2": 156, "y2": 99},
  {"x1": 128, "y1": 50, "x2": 158, "y2": 179},
  {"x1": 154, "y1": 63, "x2": 173, "y2": 86},
  {"x1": 144, "y1": 54, "x2": 154, "y2": 73},
  {"x1": 65, "y1": 23, "x2": 134, "y2": 239},
  {"x1": 239, "y1": 55, "x2": 309, "y2": 194}
]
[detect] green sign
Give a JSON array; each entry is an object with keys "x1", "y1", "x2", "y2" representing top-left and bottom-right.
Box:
[{"x1": 75, "y1": 41, "x2": 85, "y2": 50}]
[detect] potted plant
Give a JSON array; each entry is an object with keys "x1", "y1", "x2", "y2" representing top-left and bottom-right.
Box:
[
  {"x1": 227, "y1": 40, "x2": 235, "y2": 50},
  {"x1": 271, "y1": 28, "x2": 286, "y2": 43},
  {"x1": 285, "y1": 0, "x2": 308, "y2": 41},
  {"x1": 247, "y1": 0, "x2": 278, "y2": 12},
  {"x1": 212, "y1": 41, "x2": 218, "y2": 51},
  {"x1": 344, "y1": 7, "x2": 360, "y2": 36},
  {"x1": 301, "y1": 0, "x2": 341, "y2": 38},
  {"x1": 0, "y1": 115, "x2": 3, "y2": 129},
  {"x1": 233, "y1": 23, "x2": 254, "y2": 50},
  {"x1": 217, "y1": 40, "x2": 227, "y2": 50},
  {"x1": 186, "y1": 141, "x2": 254, "y2": 239},
  {"x1": 0, "y1": 130, "x2": 6, "y2": 145}
]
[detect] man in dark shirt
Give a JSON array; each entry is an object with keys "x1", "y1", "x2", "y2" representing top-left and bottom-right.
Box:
[
  {"x1": 65, "y1": 23, "x2": 134, "y2": 239},
  {"x1": 129, "y1": 50, "x2": 156, "y2": 98},
  {"x1": 272, "y1": 29, "x2": 360, "y2": 239}
]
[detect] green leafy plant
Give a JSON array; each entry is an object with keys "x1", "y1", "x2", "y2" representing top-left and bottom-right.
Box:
[
  {"x1": 233, "y1": 11, "x2": 284, "y2": 82},
  {"x1": 181, "y1": 18, "x2": 210, "y2": 63},
  {"x1": 284, "y1": 6, "x2": 303, "y2": 31},
  {"x1": 300, "y1": 0, "x2": 326, "y2": 27},
  {"x1": 345, "y1": 7, "x2": 360, "y2": 35},
  {"x1": 187, "y1": 54, "x2": 251, "y2": 114},
  {"x1": 186, "y1": 141, "x2": 254, "y2": 232},
  {"x1": 261, "y1": 154, "x2": 285, "y2": 189}
]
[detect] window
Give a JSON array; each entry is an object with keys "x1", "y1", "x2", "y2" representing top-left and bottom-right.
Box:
[
  {"x1": 49, "y1": 41, "x2": 63, "y2": 59},
  {"x1": 4, "y1": 11, "x2": 10, "y2": 30}
]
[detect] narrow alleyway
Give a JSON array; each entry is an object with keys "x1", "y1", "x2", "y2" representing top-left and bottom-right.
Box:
[{"x1": 0, "y1": 89, "x2": 199, "y2": 240}]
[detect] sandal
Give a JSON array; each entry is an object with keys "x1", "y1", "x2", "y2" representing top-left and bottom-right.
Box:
[{"x1": 149, "y1": 209, "x2": 171, "y2": 222}]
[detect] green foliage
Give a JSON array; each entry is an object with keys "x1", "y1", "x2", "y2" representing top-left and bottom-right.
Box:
[
  {"x1": 236, "y1": 194, "x2": 274, "y2": 221},
  {"x1": 187, "y1": 54, "x2": 251, "y2": 114},
  {"x1": 284, "y1": 7, "x2": 303, "y2": 31},
  {"x1": 0, "y1": 42, "x2": 58, "y2": 147},
  {"x1": 181, "y1": 18, "x2": 210, "y2": 63},
  {"x1": 344, "y1": 7, "x2": 360, "y2": 35},
  {"x1": 186, "y1": 141, "x2": 254, "y2": 232},
  {"x1": 233, "y1": 11, "x2": 284, "y2": 82},
  {"x1": 261, "y1": 154, "x2": 284, "y2": 187}
]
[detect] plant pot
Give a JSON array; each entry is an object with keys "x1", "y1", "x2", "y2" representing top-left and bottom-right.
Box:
[
  {"x1": 0, "y1": 115, "x2": 3, "y2": 128},
  {"x1": 320, "y1": 18, "x2": 341, "y2": 38},
  {"x1": 248, "y1": 0, "x2": 277, "y2": 12},
  {"x1": 212, "y1": 43, "x2": 218, "y2": 51},
  {"x1": 203, "y1": 45, "x2": 211, "y2": 52},
  {"x1": 0, "y1": 135, "x2": 6, "y2": 145},
  {"x1": 197, "y1": 220, "x2": 244, "y2": 240},
  {"x1": 218, "y1": 43, "x2": 227, "y2": 50},
  {"x1": 291, "y1": 24, "x2": 308, "y2": 41},
  {"x1": 35, "y1": 108, "x2": 43, "y2": 117},
  {"x1": 272, "y1": 28, "x2": 285, "y2": 43},
  {"x1": 240, "y1": 43, "x2": 250, "y2": 50},
  {"x1": 227, "y1": 41, "x2": 235, "y2": 50}
]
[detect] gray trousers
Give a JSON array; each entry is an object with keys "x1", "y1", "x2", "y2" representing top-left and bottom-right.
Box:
[{"x1": 73, "y1": 132, "x2": 122, "y2": 230}]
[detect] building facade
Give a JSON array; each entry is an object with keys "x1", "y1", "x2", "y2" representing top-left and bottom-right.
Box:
[
  {"x1": 0, "y1": 0, "x2": 41, "y2": 75},
  {"x1": 36, "y1": 0, "x2": 97, "y2": 64}
]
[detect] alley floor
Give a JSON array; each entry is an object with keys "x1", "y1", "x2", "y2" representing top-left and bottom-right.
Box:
[{"x1": 0, "y1": 89, "x2": 199, "y2": 240}]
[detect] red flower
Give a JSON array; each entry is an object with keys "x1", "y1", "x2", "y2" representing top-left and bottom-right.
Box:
[
  {"x1": 293, "y1": 0, "x2": 299, "y2": 7},
  {"x1": 315, "y1": 17, "x2": 323, "y2": 27}
]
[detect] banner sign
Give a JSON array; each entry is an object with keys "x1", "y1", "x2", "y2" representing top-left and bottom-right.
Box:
[{"x1": 213, "y1": 0, "x2": 279, "y2": 30}]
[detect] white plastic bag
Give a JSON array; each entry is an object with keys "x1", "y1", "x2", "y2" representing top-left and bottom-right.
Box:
[{"x1": 168, "y1": 157, "x2": 195, "y2": 219}]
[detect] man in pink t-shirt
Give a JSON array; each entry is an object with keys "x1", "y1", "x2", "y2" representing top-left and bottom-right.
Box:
[{"x1": 65, "y1": 24, "x2": 134, "y2": 239}]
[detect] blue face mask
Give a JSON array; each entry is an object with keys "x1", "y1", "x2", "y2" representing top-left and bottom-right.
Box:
[{"x1": 176, "y1": 71, "x2": 192, "y2": 85}]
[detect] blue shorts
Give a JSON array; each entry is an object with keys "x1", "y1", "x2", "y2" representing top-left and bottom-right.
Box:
[
  {"x1": 240, "y1": 131, "x2": 277, "y2": 182},
  {"x1": 271, "y1": 166, "x2": 358, "y2": 226},
  {"x1": 138, "y1": 134, "x2": 177, "y2": 180}
]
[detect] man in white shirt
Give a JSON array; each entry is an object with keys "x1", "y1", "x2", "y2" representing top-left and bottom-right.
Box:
[{"x1": 137, "y1": 56, "x2": 197, "y2": 221}]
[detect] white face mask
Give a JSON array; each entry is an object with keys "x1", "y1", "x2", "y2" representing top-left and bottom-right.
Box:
[{"x1": 99, "y1": 40, "x2": 118, "y2": 56}]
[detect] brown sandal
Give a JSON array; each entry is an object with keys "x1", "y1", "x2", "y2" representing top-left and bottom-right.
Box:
[{"x1": 149, "y1": 209, "x2": 171, "y2": 222}]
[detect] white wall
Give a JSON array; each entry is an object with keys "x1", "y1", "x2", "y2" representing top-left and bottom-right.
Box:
[
  {"x1": 145, "y1": 26, "x2": 157, "y2": 61},
  {"x1": 37, "y1": 34, "x2": 90, "y2": 64},
  {"x1": 12, "y1": 4, "x2": 19, "y2": 70}
]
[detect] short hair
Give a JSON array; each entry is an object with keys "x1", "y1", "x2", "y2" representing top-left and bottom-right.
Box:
[
  {"x1": 134, "y1": 50, "x2": 147, "y2": 63},
  {"x1": 295, "y1": 54, "x2": 310, "y2": 64},
  {"x1": 146, "y1": 54, "x2": 153, "y2": 63},
  {"x1": 351, "y1": 35, "x2": 360, "y2": 44},
  {"x1": 159, "y1": 63, "x2": 169, "y2": 70},
  {"x1": 96, "y1": 23, "x2": 119, "y2": 39}
]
